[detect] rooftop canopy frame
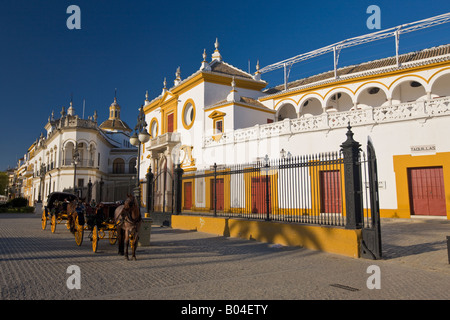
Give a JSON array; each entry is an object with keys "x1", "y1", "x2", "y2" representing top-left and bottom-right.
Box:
[{"x1": 259, "y1": 12, "x2": 450, "y2": 91}]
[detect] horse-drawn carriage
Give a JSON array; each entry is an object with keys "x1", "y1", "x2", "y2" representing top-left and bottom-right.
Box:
[
  {"x1": 73, "y1": 195, "x2": 142, "y2": 260},
  {"x1": 41, "y1": 192, "x2": 79, "y2": 233},
  {"x1": 73, "y1": 201, "x2": 121, "y2": 252}
]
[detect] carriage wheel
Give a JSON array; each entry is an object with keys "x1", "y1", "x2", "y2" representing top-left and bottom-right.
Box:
[
  {"x1": 108, "y1": 230, "x2": 118, "y2": 245},
  {"x1": 130, "y1": 234, "x2": 136, "y2": 251},
  {"x1": 74, "y1": 217, "x2": 84, "y2": 246},
  {"x1": 51, "y1": 215, "x2": 57, "y2": 233},
  {"x1": 92, "y1": 225, "x2": 98, "y2": 253},
  {"x1": 41, "y1": 211, "x2": 47, "y2": 230}
]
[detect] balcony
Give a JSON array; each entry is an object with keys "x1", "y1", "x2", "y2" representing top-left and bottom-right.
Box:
[
  {"x1": 147, "y1": 132, "x2": 181, "y2": 153},
  {"x1": 204, "y1": 96, "x2": 450, "y2": 147},
  {"x1": 61, "y1": 159, "x2": 95, "y2": 167}
]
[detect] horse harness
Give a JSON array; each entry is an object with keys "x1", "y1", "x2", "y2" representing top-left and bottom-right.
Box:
[{"x1": 118, "y1": 199, "x2": 142, "y2": 226}]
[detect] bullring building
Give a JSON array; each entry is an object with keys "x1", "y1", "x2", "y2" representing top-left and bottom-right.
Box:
[{"x1": 140, "y1": 36, "x2": 450, "y2": 221}]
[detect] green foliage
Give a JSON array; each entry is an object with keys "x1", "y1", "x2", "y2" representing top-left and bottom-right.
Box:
[
  {"x1": 0, "y1": 197, "x2": 33, "y2": 213},
  {"x1": 0, "y1": 172, "x2": 8, "y2": 195},
  {"x1": 0, "y1": 206, "x2": 35, "y2": 213},
  {"x1": 9, "y1": 197, "x2": 28, "y2": 207}
]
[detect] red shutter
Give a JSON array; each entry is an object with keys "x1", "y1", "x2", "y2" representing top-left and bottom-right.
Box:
[
  {"x1": 167, "y1": 113, "x2": 174, "y2": 133},
  {"x1": 184, "y1": 182, "x2": 192, "y2": 210},
  {"x1": 320, "y1": 170, "x2": 342, "y2": 213},
  {"x1": 408, "y1": 167, "x2": 446, "y2": 216},
  {"x1": 210, "y1": 179, "x2": 224, "y2": 211},
  {"x1": 251, "y1": 176, "x2": 271, "y2": 214}
]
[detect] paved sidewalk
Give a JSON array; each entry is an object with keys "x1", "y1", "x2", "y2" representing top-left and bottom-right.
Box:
[
  {"x1": 380, "y1": 217, "x2": 450, "y2": 274},
  {"x1": 0, "y1": 213, "x2": 449, "y2": 302}
]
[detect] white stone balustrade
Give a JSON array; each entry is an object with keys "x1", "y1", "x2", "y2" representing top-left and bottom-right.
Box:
[{"x1": 203, "y1": 96, "x2": 450, "y2": 147}]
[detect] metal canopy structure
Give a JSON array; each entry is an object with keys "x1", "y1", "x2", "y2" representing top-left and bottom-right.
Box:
[{"x1": 259, "y1": 12, "x2": 450, "y2": 90}]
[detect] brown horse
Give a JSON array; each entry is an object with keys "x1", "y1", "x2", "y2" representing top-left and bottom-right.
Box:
[{"x1": 114, "y1": 195, "x2": 142, "y2": 260}]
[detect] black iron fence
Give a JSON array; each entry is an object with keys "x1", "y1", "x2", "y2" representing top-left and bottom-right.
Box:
[
  {"x1": 62, "y1": 179, "x2": 134, "y2": 203},
  {"x1": 179, "y1": 152, "x2": 347, "y2": 226},
  {"x1": 167, "y1": 124, "x2": 379, "y2": 232}
]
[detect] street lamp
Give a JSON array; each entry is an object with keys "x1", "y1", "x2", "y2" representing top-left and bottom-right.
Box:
[
  {"x1": 130, "y1": 105, "x2": 150, "y2": 204},
  {"x1": 38, "y1": 163, "x2": 46, "y2": 203},
  {"x1": 73, "y1": 146, "x2": 80, "y2": 196}
]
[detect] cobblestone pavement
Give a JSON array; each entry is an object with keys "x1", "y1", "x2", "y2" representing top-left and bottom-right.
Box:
[{"x1": 0, "y1": 213, "x2": 449, "y2": 302}]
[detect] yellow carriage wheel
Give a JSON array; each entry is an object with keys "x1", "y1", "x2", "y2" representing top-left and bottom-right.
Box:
[
  {"x1": 92, "y1": 225, "x2": 98, "y2": 253},
  {"x1": 108, "y1": 230, "x2": 118, "y2": 245},
  {"x1": 41, "y1": 211, "x2": 47, "y2": 230},
  {"x1": 51, "y1": 215, "x2": 56, "y2": 233},
  {"x1": 74, "y1": 217, "x2": 84, "y2": 246},
  {"x1": 130, "y1": 234, "x2": 136, "y2": 251}
]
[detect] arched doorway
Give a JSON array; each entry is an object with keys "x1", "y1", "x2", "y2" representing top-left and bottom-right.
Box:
[
  {"x1": 357, "y1": 86, "x2": 388, "y2": 108},
  {"x1": 325, "y1": 91, "x2": 353, "y2": 112},
  {"x1": 277, "y1": 103, "x2": 297, "y2": 121},
  {"x1": 300, "y1": 97, "x2": 323, "y2": 117},
  {"x1": 391, "y1": 80, "x2": 426, "y2": 104}
]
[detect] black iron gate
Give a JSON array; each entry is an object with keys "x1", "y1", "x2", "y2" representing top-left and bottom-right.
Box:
[
  {"x1": 360, "y1": 138, "x2": 382, "y2": 260},
  {"x1": 146, "y1": 167, "x2": 174, "y2": 226}
]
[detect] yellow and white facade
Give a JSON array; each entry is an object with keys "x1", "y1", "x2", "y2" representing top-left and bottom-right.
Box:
[
  {"x1": 14, "y1": 99, "x2": 137, "y2": 206},
  {"x1": 141, "y1": 40, "x2": 450, "y2": 220}
]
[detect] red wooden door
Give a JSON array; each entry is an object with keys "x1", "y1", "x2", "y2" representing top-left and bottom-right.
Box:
[
  {"x1": 167, "y1": 113, "x2": 174, "y2": 133},
  {"x1": 210, "y1": 179, "x2": 224, "y2": 211},
  {"x1": 251, "y1": 176, "x2": 271, "y2": 214},
  {"x1": 320, "y1": 170, "x2": 342, "y2": 213},
  {"x1": 408, "y1": 167, "x2": 446, "y2": 216},
  {"x1": 184, "y1": 182, "x2": 192, "y2": 210}
]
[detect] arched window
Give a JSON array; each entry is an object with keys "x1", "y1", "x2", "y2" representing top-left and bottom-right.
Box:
[
  {"x1": 112, "y1": 158, "x2": 125, "y2": 174},
  {"x1": 129, "y1": 158, "x2": 137, "y2": 174},
  {"x1": 182, "y1": 101, "x2": 195, "y2": 129},
  {"x1": 150, "y1": 119, "x2": 158, "y2": 138}
]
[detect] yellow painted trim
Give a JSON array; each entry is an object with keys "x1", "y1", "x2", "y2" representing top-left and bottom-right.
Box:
[
  {"x1": 308, "y1": 159, "x2": 346, "y2": 216},
  {"x1": 393, "y1": 152, "x2": 450, "y2": 220},
  {"x1": 143, "y1": 97, "x2": 162, "y2": 114},
  {"x1": 260, "y1": 60, "x2": 450, "y2": 102},
  {"x1": 171, "y1": 72, "x2": 266, "y2": 97},
  {"x1": 161, "y1": 103, "x2": 177, "y2": 134},
  {"x1": 182, "y1": 179, "x2": 195, "y2": 211},
  {"x1": 181, "y1": 99, "x2": 196, "y2": 130},
  {"x1": 323, "y1": 86, "x2": 356, "y2": 100},
  {"x1": 387, "y1": 74, "x2": 428, "y2": 89},
  {"x1": 428, "y1": 67, "x2": 450, "y2": 83},
  {"x1": 207, "y1": 102, "x2": 276, "y2": 114},
  {"x1": 354, "y1": 80, "x2": 389, "y2": 94},
  {"x1": 144, "y1": 71, "x2": 267, "y2": 115},
  {"x1": 150, "y1": 117, "x2": 159, "y2": 138},
  {"x1": 202, "y1": 73, "x2": 267, "y2": 91},
  {"x1": 208, "y1": 110, "x2": 227, "y2": 119},
  {"x1": 172, "y1": 215, "x2": 362, "y2": 258},
  {"x1": 273, "y1": 98, "x2": 298, "y2": 110}
]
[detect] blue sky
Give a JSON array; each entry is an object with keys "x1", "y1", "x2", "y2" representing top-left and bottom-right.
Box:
[{"x1": 1, "y1": 0, "x2": 449, "y2": 170}]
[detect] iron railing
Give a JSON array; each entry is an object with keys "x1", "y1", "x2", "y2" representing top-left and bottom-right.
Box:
[{"x1": 180, "y1": 152, "x2": 347, "y2": 227}]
